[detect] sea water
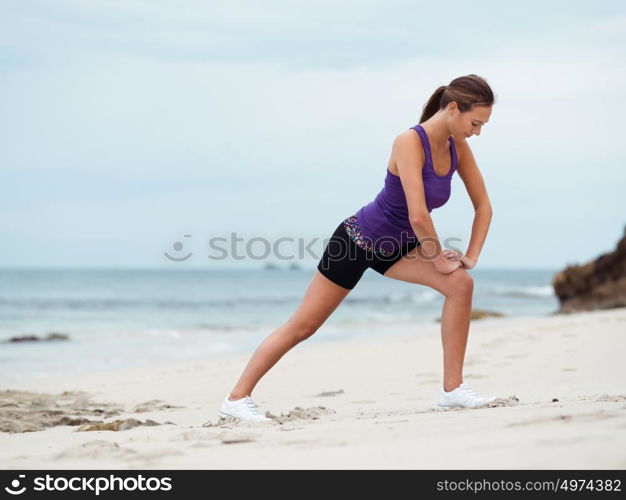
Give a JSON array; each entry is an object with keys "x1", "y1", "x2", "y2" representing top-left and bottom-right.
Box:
[{"x1": 0, "y1": 267, "x2": 559, "y2": 381}]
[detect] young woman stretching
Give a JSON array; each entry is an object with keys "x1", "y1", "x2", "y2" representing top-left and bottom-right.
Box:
[{"x1": 219, "y1": 74, "x2": 497, "y2": 421}]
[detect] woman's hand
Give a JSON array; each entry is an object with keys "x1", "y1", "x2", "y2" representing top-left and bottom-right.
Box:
[
  {"x1": 440, "y1": 250, "x2": 477, "y2": 270},
  {"x1": 459, "y1": 255, "x2": 477, "y2": 270},
  {"x1": 441, "y1": 250, "x2": 463, "y2": 262},
  {"x1": 434, "y1": 252, "x2": 462, "y2": 274}
]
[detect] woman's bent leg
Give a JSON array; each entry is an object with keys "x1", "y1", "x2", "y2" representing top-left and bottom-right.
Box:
[
  {"x1": 228, "y1": 269, "x2": 352, "y2": 399},
  {"x1": 382, "y1": 246, "x2": 474, "y2": 392}
]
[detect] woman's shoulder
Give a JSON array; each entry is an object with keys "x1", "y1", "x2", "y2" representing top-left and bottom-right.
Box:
[
  {"x1": 392, "y1": 127, "x2": 425, "y2": 153},
  {"x1": 388, "y1": 128, "x2": 426, "y2": 176}
]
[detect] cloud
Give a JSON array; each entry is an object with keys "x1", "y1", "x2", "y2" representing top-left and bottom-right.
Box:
[
  {"x1": 2, "y1": 0, "x2": 623, "y2": 68},
  {"x1": 0, "y1": 0, "x2": 625, "y2": 268}
]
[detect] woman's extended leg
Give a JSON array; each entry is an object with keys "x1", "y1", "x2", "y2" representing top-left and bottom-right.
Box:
[
  {"x1": 382, "y1": 245, "x2": 474, "y2": 392},
  {"x1": 227, "y1": 269, "x2": 352, "y2": 400}
]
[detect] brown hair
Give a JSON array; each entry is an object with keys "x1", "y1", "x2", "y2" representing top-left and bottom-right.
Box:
[{"x1": 419, "y1": 74, "x2": 495, "y2": 124}]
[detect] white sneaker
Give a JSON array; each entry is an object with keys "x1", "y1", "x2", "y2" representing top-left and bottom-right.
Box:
[
  {"x1": 218, "y1": 394, "x2": 272, "y2": 422},
  {"x1": 437, "y1": 382, "x2": 497, "y2": 409}
]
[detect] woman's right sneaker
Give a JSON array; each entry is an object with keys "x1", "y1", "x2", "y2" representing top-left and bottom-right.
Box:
[
  {"x1": 218, "y1": 394, "x2": 273, "y2": 421},
  {"x1": 437, "y1": 383, "x2": 497, "y2": 409}
]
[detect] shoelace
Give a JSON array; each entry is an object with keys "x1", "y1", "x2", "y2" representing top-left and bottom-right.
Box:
[
  {"x1": 459, "y1": 383, "x2": 481, "y2": 397},
  {"x1": 243, "y1": 396, "x2": 264, "y2": 416},
  {"x1": 459, "y1": 384, "x2": 493, "y2": 406}
]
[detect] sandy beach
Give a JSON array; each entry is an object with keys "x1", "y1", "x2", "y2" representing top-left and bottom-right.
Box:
[{"x1": 1, "y1": 307, "x2": 625, "y2": 470}]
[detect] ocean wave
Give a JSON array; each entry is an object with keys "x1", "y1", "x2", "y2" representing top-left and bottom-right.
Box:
[
  {"x1": 0, "y1": 296, "x2": 300, "y2": 311},
  {"x1": 486, "y1": 285, "x2": 555, "y2": 299},
  {"x1": 344, "y1": 290, "x2": 439, "y2": 305}
]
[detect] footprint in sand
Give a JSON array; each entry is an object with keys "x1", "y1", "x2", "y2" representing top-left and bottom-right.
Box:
[
  {"x1": 507, "y1": 410, "x2": 620, "y2": 427},
  {"x1": 172, "y1": 430, "x2": 222, "y2": 443},
  {"x1": 283, "y1": 439, "x2": 322, "y2": 447},
  {"x1": 268, "y1": 405, "x2": 336, "y2": 423},
  {"x1": 505, "y1": 353, "x2": 529, "y2": 360},
  {"x1": 0, "y1": 390, "x2": 180, "y2": 434},
  {"x1": 202, "y1": 415, "x2": 275, "y2": 428},
  {"x1": 202, "y1": 405, "x2": 335, "y2": 428},
  {"x1": 54, "y1": 440, "x2": 139, "y2": 460},
  {"x1": 315, "y1": 389, "x2": 345, "y2": 397},
  {"x1": 132, "y1": 400, "x2": 186, "y2": 413},
  {"x1": 421, "y1": 396, "x2": 520, "y2": 413},
  {"x1": 372, "y1": 418, "x2": 411, "y2": 425},
  {"x1": 484, "y1": 396, "x2": 521, "y2": 408},
  {"x1": 595, "y1": 394, "x2": 626, "y2": 402},
  {"x1": 76, "y1": 418, "x2": 175, "y2": 432},
  {"x1": 536, "y1": 436, "x2": 591, "y2": 447},
  {"x1": 217, "y1": 430, "x2": 259, "y2": 444},
  {"x1": 54, "y1": 439, "x2": 185, "y2": 466},
  {"x1": 175, "y1": 428, "x2": 259, "y2": 446}
]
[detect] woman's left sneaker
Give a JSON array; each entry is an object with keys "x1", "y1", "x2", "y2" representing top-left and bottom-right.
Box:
[
  {"x1": 218, "y1": 394, "x2": 273, "y2": 421},
  {"x1": 437, "y1": 383, "x2": 497, "y2": 409}
]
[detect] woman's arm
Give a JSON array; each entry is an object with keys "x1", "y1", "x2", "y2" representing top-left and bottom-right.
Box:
[
  {"x1": 463, "y1": 206, "x2": 492, "y2": 266},
  {"x1": 454, "y1": 139, "x2": 493, "y2": 268},
  {"x1": 391, "y1": 132, "x2": 459, "y2": 274},
  {"x1": 412, "y1": 212, "x2": 463, "y2": 274}
]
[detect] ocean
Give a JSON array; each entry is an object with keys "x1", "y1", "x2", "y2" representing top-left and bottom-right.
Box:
[{"x1": 0, "y1": 267, "x2": 560, "y2": 382}]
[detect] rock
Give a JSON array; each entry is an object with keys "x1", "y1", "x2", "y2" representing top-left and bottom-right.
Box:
[
  {"x1": 46, "y1": 332, "x2": 70, "y2": 341},
  {"x1": 8, "y1": 335, "x2": 40, "y2": 343},
  {"x1": 7, "y1": 332, "x2": 70, "y2": 343},
  {"x1": 552, "y1": 225, "x2": 626, "y2": 313},
  {"x1": 471, "y1": 309, "x2": 506, "y2": 320}
]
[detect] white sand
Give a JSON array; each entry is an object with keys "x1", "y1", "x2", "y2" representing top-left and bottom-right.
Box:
[{"x1": 2, "y1": 307, "x2": 626, "y2": 469}]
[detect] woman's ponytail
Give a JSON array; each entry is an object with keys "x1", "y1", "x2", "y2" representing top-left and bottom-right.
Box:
[{"x1": 419, "y1": 75, "x2": 495, "y2": 124}]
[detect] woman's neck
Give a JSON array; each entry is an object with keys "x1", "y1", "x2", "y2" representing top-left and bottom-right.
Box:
[{"x1": 420, "y1": 115, "x2": 451, "y2": 150}]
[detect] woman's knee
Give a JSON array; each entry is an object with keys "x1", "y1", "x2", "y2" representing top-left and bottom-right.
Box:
[
  {"x1": 444, "y1": 268, "x2": 474, "y2": 297},
  {"x1": 285, "y1": 317, "x2": 322, "y2": 342}
]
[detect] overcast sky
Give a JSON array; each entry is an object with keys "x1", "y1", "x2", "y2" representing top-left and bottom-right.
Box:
[{"x1": 1, "y1": 0, "x2": 624, "y2": 270}]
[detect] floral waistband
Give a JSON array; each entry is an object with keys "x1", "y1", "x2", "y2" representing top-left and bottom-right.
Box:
[{"x1": 342, "y1": 215, "x2": 396, "y2": 257}]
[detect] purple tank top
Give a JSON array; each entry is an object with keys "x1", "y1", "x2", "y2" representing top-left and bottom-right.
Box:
[{"x1": 354, "y1": 124, "x2": 458, "y2": 253}]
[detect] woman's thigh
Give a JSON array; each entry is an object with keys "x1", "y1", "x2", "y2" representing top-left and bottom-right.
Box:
[
  {"x1": 382, "y1": 245, "x2": 473, "y2": 296},
  {"x1": 286, "y1": 269, "x2": 353, "y2": 335}
]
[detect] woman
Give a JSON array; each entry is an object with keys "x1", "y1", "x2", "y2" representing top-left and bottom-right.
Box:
[{"x1": 218, "y1": 74, "x2": 497, "y2": 421}]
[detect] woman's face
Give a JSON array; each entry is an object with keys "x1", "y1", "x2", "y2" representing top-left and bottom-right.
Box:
[{"x1": 449, "y1": 104, "x2": 492, "y2": 141}]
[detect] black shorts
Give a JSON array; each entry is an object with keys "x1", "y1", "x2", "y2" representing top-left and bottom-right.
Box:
[{"x1": 317, "y1": 219, "x2": 421, "y2": 290}]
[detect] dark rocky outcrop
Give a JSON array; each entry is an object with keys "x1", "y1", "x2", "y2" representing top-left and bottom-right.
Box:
[
  {"x1": 435, "y1": 308, "x2": 505, "y2": 322},
  {"x1": 552, "y1": 226, "x2": 626, "y2": 313},
  {"x1": 6, "y1": 332, "x2": 70, "y2": 343}
]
